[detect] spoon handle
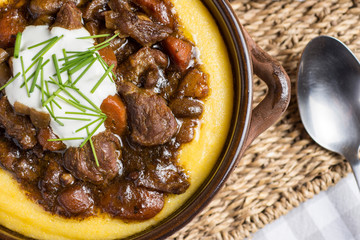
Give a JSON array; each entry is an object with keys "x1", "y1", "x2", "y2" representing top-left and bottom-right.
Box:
[{"x1": 346, "y1": 154, "x2": 360, "y2": 191}]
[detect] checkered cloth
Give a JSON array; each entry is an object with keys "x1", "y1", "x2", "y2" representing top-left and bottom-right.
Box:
[{"x1": 250, "y1": 173, "x2": 360, "y2": 240}]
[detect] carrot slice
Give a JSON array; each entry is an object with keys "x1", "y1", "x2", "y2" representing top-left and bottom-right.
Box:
[
  {"x1": 98, "y1": 46, "x2": 117, "y2": 71},
  {"x1": 100, "y1": 95, "x2": 127, "y2": 136},
  {"x1": 162, "y1": 36, "x2": 193, "y2": 73}
]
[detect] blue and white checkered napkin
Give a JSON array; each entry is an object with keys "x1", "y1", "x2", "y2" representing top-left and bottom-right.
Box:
[{"x1": 250, "y1": 173, "x2": 360, "y2": 240}]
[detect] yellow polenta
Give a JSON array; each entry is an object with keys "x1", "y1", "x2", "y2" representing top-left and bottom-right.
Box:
[{"x1": 0, "y1": 0, "x2": 233, "y2": 239}]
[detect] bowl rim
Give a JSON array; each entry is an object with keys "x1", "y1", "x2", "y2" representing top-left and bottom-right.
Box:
[{"x1": 0, "y1": 0, "x2": 253, "y2": 240}]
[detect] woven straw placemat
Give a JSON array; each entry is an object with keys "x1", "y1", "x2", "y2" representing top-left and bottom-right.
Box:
[{"x1": 170, "y1": 0, "x2": 360, "y2": 239}]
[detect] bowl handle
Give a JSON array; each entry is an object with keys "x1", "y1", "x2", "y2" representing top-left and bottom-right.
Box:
[{"x1": 241, "y1": 26, "x2": 291, "y2": 153}]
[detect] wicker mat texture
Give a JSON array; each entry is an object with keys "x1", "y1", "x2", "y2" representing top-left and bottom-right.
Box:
[{"x1": 170, "y1": 0, "x2": 360, "y2": 239}]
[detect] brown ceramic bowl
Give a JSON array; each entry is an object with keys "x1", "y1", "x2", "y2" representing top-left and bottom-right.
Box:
[
  {"x1": 0, "y1": 0, "x2": 290, "y2": 239},
  {"x1": 134, "y1": 1, "x2": 291, "y2": 239}
]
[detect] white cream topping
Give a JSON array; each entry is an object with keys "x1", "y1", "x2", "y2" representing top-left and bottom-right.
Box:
[{"x1": 5, "y1": 25, "x2": 117, "y2": 147}]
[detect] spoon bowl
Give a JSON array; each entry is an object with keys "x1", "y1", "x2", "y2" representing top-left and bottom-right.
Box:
[{"x1": 297, "y1": 36, "x2": 360, "y2": 188}]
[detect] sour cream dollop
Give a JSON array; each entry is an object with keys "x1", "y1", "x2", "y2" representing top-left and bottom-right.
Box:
[{"x1": 5, "y1": 25, "x2": 117, "y2": 147}]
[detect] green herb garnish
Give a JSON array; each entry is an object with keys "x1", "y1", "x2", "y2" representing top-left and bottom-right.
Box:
[
  {"x1": 0, "y1": 72, "x2": 21, "y2": 91},
  {"x1": 90, "y1": 64, "x2": 114, "y2": 93},
  {"x1": 28, "y1": 36, "x2": 57, "y2": 50},
  {"x1": 80, "y1": 117, "x2": 106, "y2": 147},
  {"x1": 68, "y1": 56, "x2": 96, "y2": 75},
  {"x1": 47, "y1": 137, "x2": 84, "y2": 142},
  {"x1": 72, "y1": 57, "x2": 97, "y2": 86},
  {"x1": 77, "y1": 34, "x2": 111, "y2": 39},
  {"x1": 75, "y1": 117, "x2": 103, "y2": 133},
  {"x1": 52, "y1": 54, "x2": 63, "y2": 84},
  {"x1": 14, "y1": 32, "x2": 22, "y2": 59},
  {"x1": 30, "y1": 57, "x2": 43, "y2": 93},
  {"x1": 62, "y1": 49, "x2": 72, "y2": 83},
  {"x1": 65, "y1": 112, "x2": 104, "y2": 117},
  {"x1": 87, "y1": 127, "x2": 99, "y2": 167},
  {"x1": 7, "y1": 31, "x2": 117, "y2": 167},
  {"x1": 89, "y1": 33, "x2": 119, "y2": 51},
  {"x1": 40, "y1": 68, "x2": 45, "y2": 104},
  {"x1": 57, "y1": 116, "x2": 91, "y2": 121},
  {"x1": 20, "y1": 56, "x2": 30, "y2": 97},
  {"x1": 32, "y1": 35, "x2": 63, "y2": 61}
]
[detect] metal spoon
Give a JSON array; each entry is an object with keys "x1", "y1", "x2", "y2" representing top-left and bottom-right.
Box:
[{"x1": 297, "y1": 36, "x2": 360, "y2": 189}]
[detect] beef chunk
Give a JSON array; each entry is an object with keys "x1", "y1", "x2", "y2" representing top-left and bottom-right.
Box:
[
  {"x1": 0, "y1": 97, "x2": 37, "y2": 149},
  {"x1": 117, "y1": 47, "x2": 168, "y2": 88},
  {"x1": 57, "y1": 184, "x2": 93, "y2": 215},
  {"x1": 111, "y1": 38, "x2": 141, "y2": 64},
  {"x1": 52, "y1": 2, "x2": 83, "y2": 29},
  {"x1": 118, "y1": 82, "x2": 178, "y2": 146},
  {"x1": 85, "y1": 21, "x2": 99, "y2": 36},
  {"x1": 40, "y1": 159, "x2": 64, "y2": 203},
  {"x1": 131, "y1": 0, "x2": 175, "y2": 28},
  {"x1": 62, "y1": 131, "x2": 121, "y2": 184},
  {"x1": 0, "y1": 136, "x2": 20, "y2": 171},
  {"x1": 13, "y1": 156, "x2": 41, "y2": 182},
  {"x1": 60, "y1": 173, "x2": 75, "y2": 187},
  {"x1": 30, "y1": 109, "x2": 50, "y2": 128},
  {"x1": 13, "y1": 102, "x2": 51, "y2": 129},
  {"x1": 177, "y1": 68, "x2": 209, "y2": 98},
  {"x1": 83, "y1": 0, "x2": 109, "y2": 21},
  {"x1": 0, "y1": 62, "x2": 11, "y2": 94},
  {"x1": 128, "y1": 160, "x2": 189, "y2": 194},
  {"x1": 122, "y1": 136, "x2": 189, "y2": 194},
  {"x1": 0, "y1": 9, "x2": 26, "y2": 48},
  {"x1": 37, "y1": 127, "x2": 66, "y2": 151},
  {"x1": 169, "y1": 98, "x2": 203, "y2": 118},
  {"x1": 176, "y1": 119, "x2": 197, "y2": 144},
  {"x1": 12, "y1": 102, "x2": 30, "y2": 115},
  {"x1": 29, "y1": 0, "x2": 79, "y2": 17},
  {"x1": 33, "y1": 14, "x2": 55, "y2": 26},
  {"x1": 105, "y1": 0, "x2": 172, "y2": 46},
  {"x1": 41, "y1": 160, "x2": 63, "y2": 193},
  {"x1": 0, "y1": 49, "x2": 9, "y2": 64},
  {"x1": 101, "y1": 181, "x2": 164, "y2": 220}
]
